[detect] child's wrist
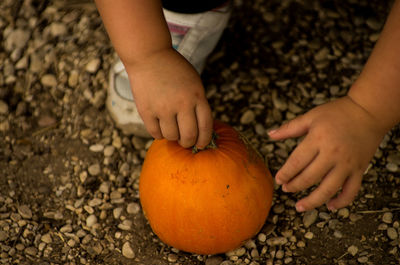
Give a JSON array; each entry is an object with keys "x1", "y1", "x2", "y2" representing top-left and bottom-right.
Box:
[
  {"x1": 347, "y1": 82, "x2": 397, "y2": 133},
  {"x1": 120, "y1": 45, "x2": 174, "y2": 71}
]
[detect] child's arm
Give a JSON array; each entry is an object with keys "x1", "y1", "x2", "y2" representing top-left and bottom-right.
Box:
[
  {"x1": 95, "y1": 0, "x2": 213, "y2": 149},
  {"x1": 269, "y1": 0, "x2": 400, "y2": 212}
]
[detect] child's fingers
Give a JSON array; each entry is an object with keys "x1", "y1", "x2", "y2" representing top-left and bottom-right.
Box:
[
  {"x1": 295, "y1": 167, "x2": 347, "y2": 212},
  {"x1": 159, "y1": 115, "x2": 180, "y2": 141},
  {"x1": 177, "y1": 109, "x2": 198, "y2": 148},
  {"x1": 282, "y1": 154, "x2": 334, "y2": 192},
  {"x1": 327, "y1": 173, "x2": 362, "y2": 210},
  {"x1": 268, "y1": 114, "x2": 309, "y2": 140},
  {"x1": 142, "y1": 115, "x2": 163, "y2": 139},
  {"x1": 275, "y1": 137, "x2": 318, "y2": 185},
  {"x1": 194, "y1": 102, "x2": 213, "y2": 149}
]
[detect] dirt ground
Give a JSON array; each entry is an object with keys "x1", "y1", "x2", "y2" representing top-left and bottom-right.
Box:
[{"x1": 0, "y1": 0, "x2": 399, "y2": 264}]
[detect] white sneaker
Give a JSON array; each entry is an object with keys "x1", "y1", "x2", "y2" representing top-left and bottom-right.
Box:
[{"x1": 107, "y1": 3, "x2": 232, "y2": 137}]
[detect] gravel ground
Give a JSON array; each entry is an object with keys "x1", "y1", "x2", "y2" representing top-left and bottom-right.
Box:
[{"x1": 1, "y1": 0, "x2": 400, "y2": 264}]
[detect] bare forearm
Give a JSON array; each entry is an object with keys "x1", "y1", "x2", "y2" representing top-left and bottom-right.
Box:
[
  {"x1": 348, "y1": 0, "x2": 400, "y2": 131},
  {"x1": 95, "y1": 0, "x2": 172, "y2": 66}
]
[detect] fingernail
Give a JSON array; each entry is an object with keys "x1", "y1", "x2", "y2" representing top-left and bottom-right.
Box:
[
  {"x1": 267, "y1": 129, "x2": 277, "y2": 135},
  {"x1": 282, "y1": 185, "x2": 288, "y2": 192},
  {"x1": 296, "y1": 204, "x2": 305, "y2": 212},
  {"x1": 275, "y1": 178, "x2": 282, "y2": 185},
  {"x1": 327, "y1": 205, "x2": 336, "y2": 211}
]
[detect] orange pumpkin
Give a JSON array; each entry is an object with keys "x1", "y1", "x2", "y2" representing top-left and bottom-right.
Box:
[{"x1": 139, "y1": 121, "x2": 274, "y2": 254}]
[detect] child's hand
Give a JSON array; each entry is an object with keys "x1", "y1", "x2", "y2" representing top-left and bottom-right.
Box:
[
  {"x1": 268, "y1": 96, "x2": 386, "y2": 212},
  {"x1": 125, "y1": 48, "x2": 213, "y2": 149}
]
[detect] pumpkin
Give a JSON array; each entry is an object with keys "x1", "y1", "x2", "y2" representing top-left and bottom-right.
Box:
[{"x1": 139, "y1": 121, "x2": 274, "y2": 254}]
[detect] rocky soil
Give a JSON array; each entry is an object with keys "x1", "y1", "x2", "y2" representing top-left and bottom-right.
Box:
[{"x1": 0, "y1": 0, "x2": 399, "y2": 264}]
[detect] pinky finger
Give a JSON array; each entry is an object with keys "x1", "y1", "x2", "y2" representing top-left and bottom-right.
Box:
[
  {"x1": 143, "y1": 116, "x2": 162, "y2": 139},
  {"x1": 326, "y1": 173, "x2": 362, "y2": 211}
]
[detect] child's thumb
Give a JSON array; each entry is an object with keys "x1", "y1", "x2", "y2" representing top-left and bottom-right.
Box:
[{"x1": 268, "y1": 115, "x2": 309, "y2": 140}]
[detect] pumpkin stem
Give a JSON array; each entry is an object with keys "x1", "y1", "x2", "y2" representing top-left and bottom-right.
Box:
[{"x1": 192, "y1": 132, "x2": 219, "y2": 154}]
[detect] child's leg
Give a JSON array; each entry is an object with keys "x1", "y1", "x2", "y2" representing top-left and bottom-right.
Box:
[
  {"x1": 107, "y1": 1, "x2": 231, "y2": 137},
  {"x1": 164, "y1": 1, "x2": 231, "y2": 73}
]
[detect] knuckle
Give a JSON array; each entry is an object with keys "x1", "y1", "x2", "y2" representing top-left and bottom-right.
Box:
[
  {"x1": 287, "y1": 156, "x2": 302, "y2": 170},
  {"x1": 320, "y1": 186, "x2": 338, "y2": 199},
  {"x1": 198, "y1": 120, "x2": 212, "y2": 132},
  {"x1": 180, "y1": 136, "x2": 197, "y2": 148},
  {"x1": 301, "y1": 175, "x2": 316, "y2": 189},
  {"x1": 146, "y1": 127, "x2": 161, "y2": 138},
  {"x1": 164, "y1": 132, "x2": 179, "y2": 141}
]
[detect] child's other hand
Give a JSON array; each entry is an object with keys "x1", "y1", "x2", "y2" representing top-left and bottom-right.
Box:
[
  {"x1": 268, "y1": 96, "x2": 386, "y2": 212},
  {"x1": 126, "y1": 48, "x2": 212, "y2": 149}
]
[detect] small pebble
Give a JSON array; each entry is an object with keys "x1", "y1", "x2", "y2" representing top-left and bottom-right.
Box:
[
  {"x1": 347, "y1": 245, "x2": 358, "y2": 256},
  {"x1": 89, "y1": 144, "x2": 104, "y2": 152},
  {"x1": 0, "y1": 100, "x2": 8, "y2": 115},
  {"x1": 338, "y1": 208, "x2": 349, "y2": 219},
  {"x1": 127, "y1": 203, "x2": 140, "y2": 214},
  {"x1": 38, "y1": 115, "x2": 56, "y2": 127},
  {"x1": 88, "y1": 198, "x2": 102, "y2": 207},
  {"x1": 99, "y1": 182, "x2": 111, "y2": 194},
  {"x1": 16, "y1": 243, "x2": 25, "y2": 251},
  {"x1": 5, "y1": 29, "x2": 30, "y2": 51},
  {"x1": 113, "y1": 207, "x2": 123, "y2": 219},
  {"x1": 387, "y1": 227, "x2": 398, "y2": 240},
  {"x1": 273, "y1": 204, "x2": 285, "y2": 214},
  {"x1": 275, "y1": 249, "x2": 284, "y2": 259},
  {"x1": 118, "y1": 220, "x2": 132, "y2": 231},
  {"x1": 88, "y1": 164, "x2": 101, "y2": 176},
  {"x1": 104, "y1": 146, "x2": 115, "y2": 157},
  {"x1": 297, "y1": 241, "x2": 306, "y2": 248},
  {"x1": 41, "y1": 74, "x2": 57, "y2": 87},
  {"x1": 349, "y1": 213, "x2": 363, "y2": 223},
  {"x1": 257, "y1": 233, "x2": 266, "y2": 243},
  {"x1": 67, "y1": 239, "x2": 76, "y2": 247},
  {"x1": 24, "y1": 247, "x2": 38, "y2": 256},
  {"x1": 386, "y1": 162, "x2": 398, "y2": 172},
  {"x1": 43, "y1": 211, "x2": 64, "y2": 220},
  {"x1": 85, "y1": 58, "x2": 101, "y2": 73},
  {"x1": 167, "y1": 253, "x2": 178, "y2": 262},
  {"x1": 41, "y1": 233, "x2": 52, "y2": 244},
  {"x1": 266, "y1": 237, "x2": 287, "y2": 246},
  {"x1": 366, "y1": 17, "x2": 382, "y2": 30},
  {"x1": 319, "y1": 212, "x2": 331, "y2": 221},
  {"x1": 333, "y1": 230, "x2": 343, "y2": 238},
  {"x1": 284, "y1": 257, "x2": 293, "y2": 264},
  {"x1": 18, "y1": 205, "x2": 32, "y2": 219},
  {"x1": 357, "y1": 256, "x2": 368, "y2": 263},
  {"x1": 110, "y1": 191, "x2": 122, "y2": 200},
  {"x1": 378, "y1": 223, "x2": 388, "y2": 230},
  {"x1": 226, "y1": 247, "x2": 246, "y2": 257},
  {"x1": 240, "y1": 110, "x2": 255, "y2": 124},
  {"x1": 205, "y1": 256, "x2": 224, "y2": 265},
  {"x1": 304, "y1": 232, "x2": 314, "y2": 240},
  {"x1": 86, "y1": 214, "x2": 97, "y2": 227},
  {"x1": 244, "y1": 240, "x2": 257, "y2": 249},
  {"x1": 60, "y1": 224, "x2": 73, "y2": 233},
  {"x1": 50, "y1": 22, "x2": 67, "y2": 37},
  {"x1": 122, "y1": 242, "x2": 135, "y2": 259},
  {"x1": 250, "y1": 248, "x2": 259, "y2": 258},
  {"x1": 0, "y1": 231, "x2": 8, "y2": 242},
  {"x1": 303, "y1": 209, "x2": 318, "y2": 228},
  {"x1": 112, "y1": 136, "x2": 122, "y2": 149},
  {"x1": 68, "y1": 70, "x2": 79, "y2": 87},
  {"x1": 382, "y1": 212, "x2": 393, "y2": 224}
]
